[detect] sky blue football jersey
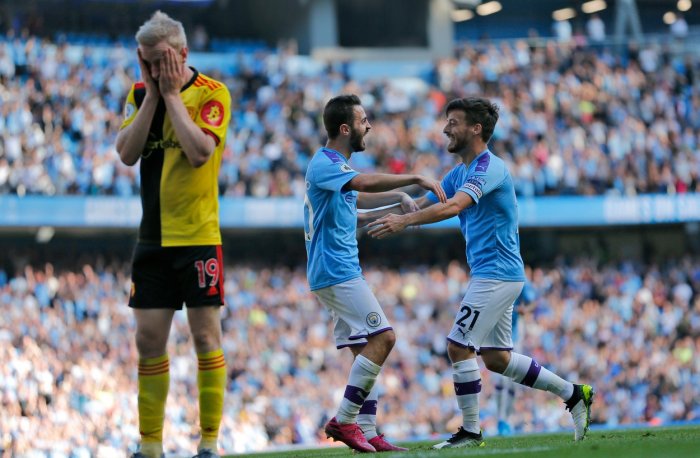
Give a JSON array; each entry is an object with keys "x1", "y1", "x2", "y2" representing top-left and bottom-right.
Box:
[
  {"x1": 427, "y1": 150, "x2": 525, "y2": 281},
  {"x1": 304, "y1": 148, "x2": 362, "y2": 290}
]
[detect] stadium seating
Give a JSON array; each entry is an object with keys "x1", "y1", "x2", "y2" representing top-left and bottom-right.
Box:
[
  {"x1": 0, "y1": 33, "x2": 698, "y2": 198},
  {"x1": 1, "y1": 259, "x2": 699, "y2": 454},
  {"x1": 1, "y1": 26, "x2": 699, "y2": 456}
]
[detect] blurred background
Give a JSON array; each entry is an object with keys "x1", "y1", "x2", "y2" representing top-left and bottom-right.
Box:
[{"x1": 1, "y1": 0, "x2": 699, "y2": 456}]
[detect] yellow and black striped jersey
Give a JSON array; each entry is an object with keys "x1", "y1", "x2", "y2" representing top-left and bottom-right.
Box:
[{"x1": 120, "y1": 68, "x2": 231, "y2": 247}]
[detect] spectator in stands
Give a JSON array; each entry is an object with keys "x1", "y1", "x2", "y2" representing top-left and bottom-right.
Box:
[
  {"x1": 553, "y1": 18, "x2": 572, "y2": 43},
  {"x1": 191, "y1": 25, "x2": 209, "y2": 52},
  {"x1": 0, "y1": 28, "x2": 699, "y2": 197},
  {"x1": 115, "y1": 11, "x2": 231, "y2": 458},
  {"x1": 586, "y1": 14, "x2": 606, "y2": 44},
  {"x1": 670, "y1": 14, "x2": 689, "y2": 41},
  {"x1": 1, "y1": 257, "x2": 699, "y2": 455}
]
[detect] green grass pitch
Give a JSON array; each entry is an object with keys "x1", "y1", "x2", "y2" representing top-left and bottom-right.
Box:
[{"x1": 234, "y1": 426, "x2": 700, "y2": 458}]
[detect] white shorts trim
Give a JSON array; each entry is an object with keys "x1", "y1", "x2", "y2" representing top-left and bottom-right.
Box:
[
  {"x1": 313, "y1": 277, "x2": 392, "y2": 349},
  {"x1": 447, "y1": 279, "x2": 524, "y2": 351}
]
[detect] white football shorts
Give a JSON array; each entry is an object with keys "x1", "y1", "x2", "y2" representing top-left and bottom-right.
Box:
[
  {"x1": 313, "y1": 276, "x2": 392, "y2": 349},
  {"x1": 447, "y1": 278, "x2": 524, "y2": 351}
]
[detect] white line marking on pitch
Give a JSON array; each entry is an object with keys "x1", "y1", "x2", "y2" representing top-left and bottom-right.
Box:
[{"x1": 467, "y1": 446, "x2": 556, "y2": 455}]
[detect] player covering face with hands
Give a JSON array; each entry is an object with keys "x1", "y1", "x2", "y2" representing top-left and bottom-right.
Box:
[
  {"x1": 116, "y1": 11, "x2": 231, "y2": 458},
  {"x1": 369, "y1": 97, "x2": 594, "y2": 448},
  {"x1": 304, "y1": 94, "x2": 445, "y2": 453}
]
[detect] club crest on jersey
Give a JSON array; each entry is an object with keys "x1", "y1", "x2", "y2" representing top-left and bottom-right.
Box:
[
  {"x1": 124, "y1": 103, "x2": 135, "y2": 119},
  {"x1": 366, "y1": 312, "x2": 381, "y2": 327},
  {"x1": 201, "y1": 100, "x2": 224, "y2": 127},
  {"x1": 340, "y1": 164, "x2": 354, "y2": 173}
]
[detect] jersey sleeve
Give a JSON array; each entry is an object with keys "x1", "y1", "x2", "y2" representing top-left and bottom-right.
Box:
[
  {"x1": 196, "y1": 85, "x2": 232, "y2": 146},
  {"x1": 458, "y1": 158, "x2": 504, "y2": 205},
  {"x1": 426, "y1": 168, "x2": 457, "y2": 203},
  {"x1": 119, "y1": 83, "x2": 140, "y2": 130},
  {"x1": 313, "y1": 156, "x2": 360, "y2": 192}
]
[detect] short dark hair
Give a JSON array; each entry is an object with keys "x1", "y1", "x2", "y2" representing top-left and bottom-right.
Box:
[
  {"x1": 323, "y1": 94, "x2": 362, "y2": 139},
  {"x1": 445, "y1": 97, "x2": 499, "y2": 143}
]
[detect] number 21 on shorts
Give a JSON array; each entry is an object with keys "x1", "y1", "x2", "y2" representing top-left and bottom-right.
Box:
[{"x1": 456, "y1": 304, "x2": 480, "y2": 331}]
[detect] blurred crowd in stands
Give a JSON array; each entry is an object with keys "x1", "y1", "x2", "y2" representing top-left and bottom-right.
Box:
[
  {"x1": 1, "y1": 256, "x2": 699, "y2": 455},
  {"x1": 1, "y1": 18, "x2": 700, "y2": 457},
  {"x1": 0, "y1": 27, "x2": 699, "y2": 199}
]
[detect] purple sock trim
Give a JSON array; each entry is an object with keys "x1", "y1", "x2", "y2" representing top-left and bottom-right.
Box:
[
  {"x1": 454, "y1": 379, "x2": 482, "y2": 395},
  {"x1": 359, "y1": 400, "x2": 378, "y2": 415},
  {"x1": 520, "y1": 359, "x2": 542, "y2": 387},
  {"x1": 344, "y1": 385, "x2": 370, "y2": 405}
]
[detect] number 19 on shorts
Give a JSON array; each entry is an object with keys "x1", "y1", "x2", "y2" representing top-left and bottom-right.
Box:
[{"x1": 194, "y1": 258, "x2": 220, "y2": 288}]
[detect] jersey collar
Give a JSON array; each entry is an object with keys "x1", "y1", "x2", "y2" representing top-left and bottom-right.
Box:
[
  {"x1": 321, "y1": 147, "x2": 349, "y2": 163},
  {"x1": 467, "y1": 149, "x2": 490, "y2": 168},
  {"x1": 181, "y1": 66, "x2": 198, "y2": 92}
]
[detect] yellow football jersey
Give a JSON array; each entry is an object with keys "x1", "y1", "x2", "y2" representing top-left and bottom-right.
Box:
[{"x1": 120, "y1": 69, "x2": 231, "y2": 246}]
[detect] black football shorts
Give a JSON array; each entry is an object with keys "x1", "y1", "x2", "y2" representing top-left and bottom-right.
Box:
[{"x1": 128, "y1": 243, "x2": 225, "y2": 309}]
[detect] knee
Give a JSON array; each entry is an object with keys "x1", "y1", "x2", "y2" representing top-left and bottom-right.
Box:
[
  {"x1": 191, "y1": 330, "x2": 221, "y2": 353},
  {"x1": 135, "y1": 327, "x2": 168, "y2": 358},
  {"x1": 447, "y1": 341, "x2": 474, "y2": 363},
  {"x1": 482, "y1": 351, "x2": 510, "y2": 374},
  {"x1": 368, "y1": 329, "x2": 396, "y2": 355},
  {"x1": 378, "y1": 329, "x2": 396, "y2": 352}
]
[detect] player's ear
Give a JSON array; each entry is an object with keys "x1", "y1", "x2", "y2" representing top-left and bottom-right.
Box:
[
  {"x1": 340, "y1": 123, "x2": 350, "y2": 136},
  {"x1": 179, "y1": 46, "x2": 188, "y2": 62}
]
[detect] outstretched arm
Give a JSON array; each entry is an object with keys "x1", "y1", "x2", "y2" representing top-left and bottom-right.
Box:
[
  {"x1": 358, "y1": 206, "x2": 403, "y2": 228},
  {"x1": 414, "y1": 195, "x2": 436, "y2": 210},
  {"x1": 357, "y1": 191, "x2": 415, "y2": 209},
  {"x1": 367, "y1": 192, "x2": 473, "y2": 238},
  {"x1": 346, "y1": 173, "x2": 446, "y2": 203},
  {"x1": 357, "y1": 192, "x2": 419, "y2": 227},
  {"x1": 357, "y1": 191, "x2": 421, "y2": 212}
]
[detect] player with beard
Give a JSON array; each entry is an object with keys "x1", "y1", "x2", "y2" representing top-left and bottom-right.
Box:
[
  {"x1": 304, "y1": 94, "x2": 446, "y2": 452},
  {"x1": 368, "y1": 97, "x2": 594, "y2": 447}
]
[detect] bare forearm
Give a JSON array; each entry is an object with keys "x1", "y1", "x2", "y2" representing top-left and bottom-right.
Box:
[
  {"x1": 357, "y1": 191, "x2": 405, "y2": 209},
  {"x1": 351, "y1": 174, "x2": 419, "y2": 193},
  {"x1": 358, "y1": 206, "x2": 404, "y2": 227},
  {"x1": 116, "y1": 96, "x2": 159, "y2": 166},
  {"x1": 163, "y1": 94, "x2": 215, "y2": 168},
  {"x1": 404, "y1": 201, "x2": 461, "y2": 226}
]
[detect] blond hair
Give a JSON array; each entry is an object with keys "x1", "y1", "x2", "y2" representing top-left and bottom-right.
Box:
[{"x1": 135, "y1": 11, "x2": 187, "y2": 50}]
